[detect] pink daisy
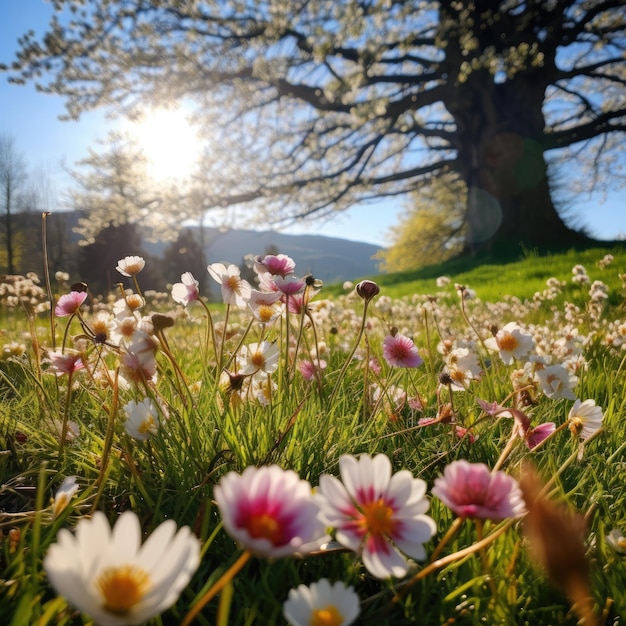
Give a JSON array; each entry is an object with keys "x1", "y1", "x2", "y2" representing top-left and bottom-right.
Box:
[
  {"x1": 382, "y1": 334, "x2": 423, "y2": 368},
  {"x1": 46, "y1": 350, "x2": 84, "y2": 376},
  {"x1": 55, "y1": 291, "x2": 88, "y2": 317},
  {"x1": 254, "y1": 253, "x2": 296, "y2": 277},
  {"x1": 432, "y1": 460, "x2": 526, "y2": 521},
  {"x1": 214, "y1": 465, "x2": 328, "y2": 558},
  {"x1": 273, "y1": 274, "x2": 306, "y2": 296},
  {"x1": 315, "y1": 453, "x2": 436, "y2": 579}
]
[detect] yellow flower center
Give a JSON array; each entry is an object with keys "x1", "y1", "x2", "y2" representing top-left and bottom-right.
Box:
[
  {"x1": 250, "y1": 352, "x2": 266, "y2": 368},
  {"x1": 92, "y1": 319, "x2": 109, "y2": 338},
  {"x1": 450, "y1": 368, "x2": 466, "y2": 383},
  {"x1": 126, "y1": 294, "x2": 144, "y2": 310},
  {"x1": 138, "y1": 415, "x2": 156, "y2": 434},
  {"x1": 360, "y1": 498, "x2": 395, "y2": 536},
  {"x1": 96, "y1": 564, "x2": 151, "y2": 615},
  {"x1": 248, "y1": 513, "x2": 282, "y2": 544},
  {"x1": 257, "y1": 305, "x2": 275, "y2": 323},
  {"x1": 120, "y1": 318, "x2": 137, "y2": 338},
  {"x1": 225, "y1": 275, "x2": 242, "y2": 292},
  {"x1": 568, "y1": 417, "x2": 583, "y2": 436},
  {"x1": 52, "y1": 494, "x2": 70, "y2": 518},
  {"x1": 310, "y1": 605, "x2": 344, "y2": 626},
  {"x1": 498, "y1": 333, "x2": 519, "y2": 352}
]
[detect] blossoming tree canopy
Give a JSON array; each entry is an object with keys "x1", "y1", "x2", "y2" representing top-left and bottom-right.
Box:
[{"x1": 5, "y1": 1, "x2": 625, "y2": 250}]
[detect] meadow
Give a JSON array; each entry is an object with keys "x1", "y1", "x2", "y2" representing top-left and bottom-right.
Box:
[{"x1": 1, "y1": 243, "x2": 625, "y2": 626}]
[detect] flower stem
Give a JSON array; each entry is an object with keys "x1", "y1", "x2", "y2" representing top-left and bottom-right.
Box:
[
  {"x1": 389, "y1": 519, "x2": 514, "y2": 608},
  {"x1": 475, "y1": 518, "x2": 497, "y2": 595},
  {"x1": 492, "y1": 428, "x2": 519, "y2": 473},
  {"x1": 329, "y1": 299, "x2": 370, "y2": 406},
  {"x1": 58, "y1": 370, "x2": 74, "y2": 459},
  {"x1": 181, "y1": 550, "x2": 252, "y2": 626}
]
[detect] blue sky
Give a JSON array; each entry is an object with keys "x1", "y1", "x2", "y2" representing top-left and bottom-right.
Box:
[{"x1": 1, "y1": 0, "x2": 625, "y2": 247}]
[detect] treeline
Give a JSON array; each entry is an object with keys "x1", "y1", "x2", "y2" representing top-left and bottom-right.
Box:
[{"x1": 1, "y1": 211, "x2": 209, "y2": 297}]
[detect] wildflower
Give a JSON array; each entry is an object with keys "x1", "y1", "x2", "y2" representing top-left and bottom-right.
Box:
[
  {"x1": 606, "y1": 529, "x2": 626, "y2": 554},
  {"x1": 283, "y1": 579, "x2": 360, "y2": 626},
  {"x1": 116, "y1": 256, "x2": 146, "y2": 277},
  {"x1": 89, "y1": 311, "x2": 113, "y2": 344},
  {"x1": 109, "y1": 315, "x2": 140, "y2": 346},
  {"x1": 588, "y1": 280, "x2": 608, "y2": 303},
  {"x1": 371, "y1": 383, "x2": 407, "y2": 421},
  {"x1": 484, "y1": 322, "x2": 534, "y2": 364},
  {"x1": 432, "y1": 460, "x2": 526, "y2": 521},
  {"x1": 567, "y1": 399, "x2": 603, "y2": 441},
  {"x1": 121, "y1": 342, "x2": 158, "y2": 384},
  {"x1": 571, "y1": 264, "x2": 589, "y2": 285},
  {"x1": 207, "y1": 262, "x2": 252, "y2": 307},
  {"x1": 237, "y1": 341, "x2": 279, "y2": 376},
  {"x1": 250, "y1": 374, "x2": 277, "y2": 405},
  {"x1": 525, "y1": 421, "x2": 556, "y2": 449},
  {"x1": 382, "y1": 333, "x2": 423, "y2": 368},
  {"x1": 43, "y1": 510, "x2": 200, "y2": 626},
  {"x1": 46, "y1": 350, "x2": 84, "y2": 376},
  {"x1": 436, "y1": 276, "x2": 451, "y2": 288},
  {"x1": 214, "y1": 465, "x2": 328, "y2": 558},
  {"x1": 316, "y1": 453, "x2": 436, "y2": 579},
  {"x1": 1, "y1": 341, "x2": 26, "y2": 360},
  {"x1": 171, "y1": 272, "x2": 200, "y2": 306},
  {"x1": 216, "y1": 370, "x2": 248, "y2": 410},
  {"x1": 535, "y1": 364, "x2": 577, "y2": 400},
  {"x1": 355, "y1": 280, "x2": 380, "y2": 302},
  {"x1": 445, "y1": 346, "x2": 482, "y2": 390},
  {"x1": 248, "y1": 289, "x2": 283, "y2": 324},
  {"x1": 273, "y1": 274, "x2": 306, "y2": 296},
  {"x1": 254, "y1": 253, "x2": 296, "y2": 277},
  {"x1": 55, "y1": 291, "x2": 88, "y2": 317},
  {"x1": 298, "y1": 358, "x2": 327, "y2": 381},
  {"x1": 113, "y1": 293, "x2": 145, "y2": 317},
  {"x1": 454, "y1": 425, "x2": 477, "y2": 443},
  {"x1": 51, "y1": 418, "x2": 81, "y2": 442},
  {"x1": 51, "y1": 476, "x2": 79, "y2": 519},
  {"x1": 124, "y1": 398, "x2": 160, "y2": 441},
  {"x1": 598, "y1": 254, "x2": 614, "y2": 269},
  {"x1": 476, "y1": 398, "x2": 507, "y2": 416}
]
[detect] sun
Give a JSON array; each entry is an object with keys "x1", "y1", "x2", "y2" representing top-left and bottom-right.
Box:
[{"x1": 128, "y1": 107, "x2": 202, "y2": 182}]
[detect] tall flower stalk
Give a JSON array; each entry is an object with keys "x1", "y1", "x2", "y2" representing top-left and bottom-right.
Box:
[{"x1": 330, "y1": 280, "x2": 379, "y2": 406}]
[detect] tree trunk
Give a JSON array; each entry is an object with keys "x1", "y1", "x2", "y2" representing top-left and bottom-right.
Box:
[
  {"x1": 4, "y1": 179, "x2": 14, "y2": 274},
  {"x1": 438, "y1": 3, "x2": 588, "y2": 255},
  {"x1": 451, "y1": 71, "x2": 584, "y2": 254}
]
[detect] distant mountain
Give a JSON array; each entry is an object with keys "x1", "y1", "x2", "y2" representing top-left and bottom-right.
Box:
[
  {"x1": 35, "y1": 211, "x2": 383, "y2": 285},
  {"x1": 143, "y1": 227, "x2": 384, "y2": 284}
]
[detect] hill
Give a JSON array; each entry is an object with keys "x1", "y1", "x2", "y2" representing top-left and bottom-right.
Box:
[{"x1": 142, "y1": 226, "x2": 383, "y2": 284}]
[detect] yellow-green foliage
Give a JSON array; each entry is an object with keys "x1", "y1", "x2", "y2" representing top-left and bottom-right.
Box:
[{"x1": 376, "y1": 174, "x2": 467, "y2": 272}]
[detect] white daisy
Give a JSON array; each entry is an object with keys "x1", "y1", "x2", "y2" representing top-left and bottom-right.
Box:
[
  {"x1": 568, "y1": 398, "x2": 603, "y2": 441},
  {"x1": 283, "y1": 579, "x2": 360, "y2": 626},
  {"x1": 43, "y1": 510, "x2": 200, "y2": 626}
]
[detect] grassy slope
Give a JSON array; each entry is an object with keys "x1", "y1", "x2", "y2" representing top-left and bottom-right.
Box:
[
  {"x1": 328, "y1": 242, "x2": 626, "y2": 303},
  {"x1": 1, "y1": 242, "x2": 625, "y2": 625}
]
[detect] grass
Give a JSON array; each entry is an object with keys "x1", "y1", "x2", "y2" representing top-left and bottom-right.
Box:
[{"x1": 1, "y1": 243, "x2": 625, "y2": 625}]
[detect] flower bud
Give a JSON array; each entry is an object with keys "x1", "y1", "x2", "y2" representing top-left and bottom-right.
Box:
[{"x1": 355, "y1": 280, "x2": 380, "y2": 302}]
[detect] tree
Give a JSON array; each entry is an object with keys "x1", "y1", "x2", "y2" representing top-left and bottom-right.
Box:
[
  {"x1": 376, "y1": 174, "x2": 466, "y2": 272},
  {"x1": 5, "y1": 1, "x2": 626, "y2": 251},
  {"x1": 0, "y1": 134, "x2": 29, "y2": 274},
  {"x1": 65, "y1": 133, "x2": 180, "y2": 244},
  {"x1": 161, "y1": 227, "x2": 208, "y2": 293},
  {"x1": 76, "y1": 222, "x2": 158, "y2": 295}
]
